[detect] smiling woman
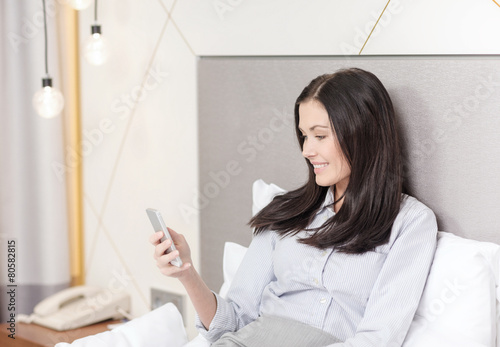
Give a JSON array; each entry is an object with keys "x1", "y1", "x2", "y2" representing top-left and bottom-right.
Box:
[
  {"x1": 251, "y1": 68, "x2": 406, "y2": 254},
  {"x1": 151, "y1": 67, "x2": 438, "y2": 346},
  {"x1": 298, "y1": 100, "x2": 351, "y2": 202}
]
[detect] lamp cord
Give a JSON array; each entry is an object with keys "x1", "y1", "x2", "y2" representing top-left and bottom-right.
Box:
[
  {"x1": 42, "y1": 0, "x2": 48, "y2": 76},
  {"x1": 94, "y1": 0, "x2": 98, "y2": 22}
]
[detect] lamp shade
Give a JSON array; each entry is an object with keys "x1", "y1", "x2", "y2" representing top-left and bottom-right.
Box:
[
  {"x1": 33, "y1": 83, "x2": 65, "y2": 119},
  {"x1": 67, "y1": 0, "x2": 92, "y2": 10},
  {"x1": 84, "y1": 25, "x2": 109, "y2": 65}
]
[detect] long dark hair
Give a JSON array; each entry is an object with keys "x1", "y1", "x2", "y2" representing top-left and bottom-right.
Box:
[{"x1": 249, "y1": 68, "x2": 404, "y2": 254}]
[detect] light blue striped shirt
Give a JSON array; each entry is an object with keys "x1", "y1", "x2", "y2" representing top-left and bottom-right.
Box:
[{"x1": 196, "y1": 193, "x2": 438, "y2": 346}]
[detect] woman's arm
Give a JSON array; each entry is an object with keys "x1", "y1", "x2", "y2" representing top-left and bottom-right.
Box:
[
  {"x1": 150, "y1": 228, "x2": 216, "y2": 329},
  {"x1": 195, "y1": 230, "x2": 277, "y2": 341},
  {"x1": 178, "y1": 266, "x2": 217, "y2": 329},
  {"x1": 150, "y1": 227, "x2": 277, "y2": 341}
]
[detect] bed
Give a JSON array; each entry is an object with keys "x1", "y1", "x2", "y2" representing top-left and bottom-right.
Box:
[
  {"x1": 56, "y1": 55, "x2": 500, "y2": 346},
  {"x1": 55, "y1": 178, "x2": 500, "y2": 346}
]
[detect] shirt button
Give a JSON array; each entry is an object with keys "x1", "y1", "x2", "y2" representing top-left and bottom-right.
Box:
[
  {"x1": 313, "y1": 278, "x2": 319, "y2": 285},
  {"x1": 321, "y1": 250, "x2": 328, "y2": 257},
  {"x1": 320, "y1": 298, "x2": 327, "y2": 304}
]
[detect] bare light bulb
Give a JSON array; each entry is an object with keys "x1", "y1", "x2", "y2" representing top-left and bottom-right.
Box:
[
  {"x1": 32, "y1": 78, "x2": 65, "y2": 119},
  {"x1": 84, "y1": 25, "x2": 109, "y2": 65},
  {"x1": 67, "y1": 0, "x2": 92, "y2": 10}
]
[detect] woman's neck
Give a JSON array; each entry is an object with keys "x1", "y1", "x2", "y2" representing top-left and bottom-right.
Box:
[{"x1": 332, "y1": 184, "x2": 347, "y2": 213}]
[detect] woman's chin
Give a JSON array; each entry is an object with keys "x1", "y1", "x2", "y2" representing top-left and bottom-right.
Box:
[{"x1": 314, "y1": 178, "x2": 332, "y2": 187}]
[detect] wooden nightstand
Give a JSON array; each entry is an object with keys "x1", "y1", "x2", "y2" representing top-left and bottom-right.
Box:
[{"x1": 0, "y1": 320, "x2": 121, "y2": 347}]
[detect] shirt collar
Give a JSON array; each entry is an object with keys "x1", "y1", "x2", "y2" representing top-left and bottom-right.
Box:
[{"x1": 318, "y1": 188, "x2": 335, "y2": 213}]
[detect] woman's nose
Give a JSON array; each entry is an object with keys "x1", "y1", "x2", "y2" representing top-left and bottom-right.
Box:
[{"x1": 302, "y1": 141, "x2": 316, "y2": 158}]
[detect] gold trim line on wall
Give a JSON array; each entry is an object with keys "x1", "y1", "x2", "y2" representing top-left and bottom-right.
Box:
[
  {"x1": 359, "y1": 0, "x2": 392, "y2": 55},
  {"x1": 57, "y1": 3, "x2": 85, "y2": 286}
]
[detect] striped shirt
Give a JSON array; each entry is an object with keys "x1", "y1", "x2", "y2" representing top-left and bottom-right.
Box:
[{"x1": 196, "y1": 193, "x2": 438, "y2": 346}]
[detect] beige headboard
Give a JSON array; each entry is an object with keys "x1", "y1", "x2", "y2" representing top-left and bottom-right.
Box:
[{"x1": 198, "y1": 55, "x2": 500, "y2": 290}]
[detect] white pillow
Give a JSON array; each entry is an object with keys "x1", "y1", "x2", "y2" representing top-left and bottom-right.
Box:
[
  {"x1": 216, "y1": 179, "x2": 284, "y2": 297},
  {"x1": 403, "y1": 231, "x2": 500, "y2": 347},
  {"x1": 216, "y1": 179, "x2": 282, "y2": 298},
  {"x1": 217, "y1": 179, "x2": 280, "y2": 300},
  {"x1": 251, "y1": 178, "x2": 286, "y2": 216},
  {"x1": 219, "y1": 242, "x2": 248, "y2": 299},
  {"x1": 54, "y1": 303, "x2": 188, "y2": 347}
]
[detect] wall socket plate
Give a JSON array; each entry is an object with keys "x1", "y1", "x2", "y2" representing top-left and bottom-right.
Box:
[{"x1": 150, "y1": 288, "x2": 185, "y2": 323}]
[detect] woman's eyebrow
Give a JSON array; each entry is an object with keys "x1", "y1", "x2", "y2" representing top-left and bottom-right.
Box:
[
  {"x1": 309, "y1": 125, "x2": 329, "y2": 131},
  {"x1": 299, "y1": 125, "x2": 330, "y2": 132}
]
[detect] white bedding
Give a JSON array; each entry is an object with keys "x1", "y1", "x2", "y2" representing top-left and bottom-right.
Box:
[
  {"x1": 55, "y1": 302, "x2": 188, "y2": 347},
  {"x1": 55, "y1": 180, "x2": 500, "y2": 347}
]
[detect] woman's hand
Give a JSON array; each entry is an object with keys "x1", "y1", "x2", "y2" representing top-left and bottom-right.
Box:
[
  {"x1": 150, "y1": 227, "x2": 193, "y2": 279},
  {"x1": 150, "y1": 227, "x2": 217, "y2": 329}
]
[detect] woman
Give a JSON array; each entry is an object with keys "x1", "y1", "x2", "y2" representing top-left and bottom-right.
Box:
[{"x1": 150, "y1": 68, "x2": 438, "y2": 346}]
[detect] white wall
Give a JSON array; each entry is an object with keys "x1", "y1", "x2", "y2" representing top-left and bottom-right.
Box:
[{"x1": 78, "y1": 0, "x2": 500, "y2": 339}]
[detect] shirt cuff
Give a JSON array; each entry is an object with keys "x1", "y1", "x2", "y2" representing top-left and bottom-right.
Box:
[{"x1": 195, "y1": 291, "x2": 237, "y2": 342}]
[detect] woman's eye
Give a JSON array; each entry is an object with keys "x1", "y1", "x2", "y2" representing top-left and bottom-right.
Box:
[{"x1": 316, "y1": 136, "x2": 326, "y2": 140}]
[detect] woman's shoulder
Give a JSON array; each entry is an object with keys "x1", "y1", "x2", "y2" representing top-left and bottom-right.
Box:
[
  {"x1": 376, "y1": 194, "x2": 437, "y2": 252},
  {"x1": 395, "y1": 194, "x2": 438, "y2": 235},
  {"x1": 399, "y1": 194, "x2": 436, "y2": 220}
]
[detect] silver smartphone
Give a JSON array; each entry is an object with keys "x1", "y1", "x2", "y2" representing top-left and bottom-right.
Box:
[{"x1": 146, "y1": 208, "x2": 183, "y2": 267}]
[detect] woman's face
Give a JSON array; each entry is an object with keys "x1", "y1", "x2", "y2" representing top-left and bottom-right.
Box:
[{"x1": 298, "y1": 100, "x2": 351, "y2": 194}]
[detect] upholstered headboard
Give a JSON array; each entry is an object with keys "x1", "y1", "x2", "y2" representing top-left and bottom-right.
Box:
[{"x1": 197, "y1": 55, "x2": 500, "y2": 289}]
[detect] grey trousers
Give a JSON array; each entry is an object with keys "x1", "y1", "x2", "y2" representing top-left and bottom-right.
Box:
[{"x1": 210, "y1": 315, "x2": 341, "y2": 347}]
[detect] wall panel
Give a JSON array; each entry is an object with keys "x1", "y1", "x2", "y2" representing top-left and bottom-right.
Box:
[{"x1": 198, "y1": 55, "x2": 500, "y2": 290}]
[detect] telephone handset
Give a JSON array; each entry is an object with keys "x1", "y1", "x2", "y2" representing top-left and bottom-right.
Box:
[
  {"x1": 34, "y1": 286, "x2": 103, "y2": 316},
  {"x1": 30, "y1": 285, "x2": 131, "y2": 331}
]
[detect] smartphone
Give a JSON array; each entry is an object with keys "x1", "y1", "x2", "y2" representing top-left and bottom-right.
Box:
[{"x1": 146, "y1": 208, "x2": 183, "y2": 267}]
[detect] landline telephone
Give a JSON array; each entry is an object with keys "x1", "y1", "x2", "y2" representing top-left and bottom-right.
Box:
[{"x1": 26, "y1": 285, "x2": 131, "y2": 331}]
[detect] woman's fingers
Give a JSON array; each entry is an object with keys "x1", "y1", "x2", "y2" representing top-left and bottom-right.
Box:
[
  {"x1": 149, "y1": 231, "x2": 164, "y2": 245},
  {"x1": 167, "y1": 227, "x2": 191, "y2": 258},
  {"x1": 157, "y1": 249, "x2": 180, "y2": 267},
  {"x1": 156, "y1": 250, "x2": 192, "y2": 276},
  {"x1": 153, "y1": 238, "x2": 172, "y2": 259},
  {"x1": 167, "y1": 227, "x2": 186, "y2": 245},
  {"x1": 167, "y1": 227, "x2": 179, "y2": 238},
  {"x1": 149, "y1": 227, "x2": 193, "y2": 278}
]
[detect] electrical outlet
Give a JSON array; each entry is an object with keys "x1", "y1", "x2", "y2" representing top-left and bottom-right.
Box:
[{"x1": 151, "y1": 288, "x2": 185, "y2": 323}]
